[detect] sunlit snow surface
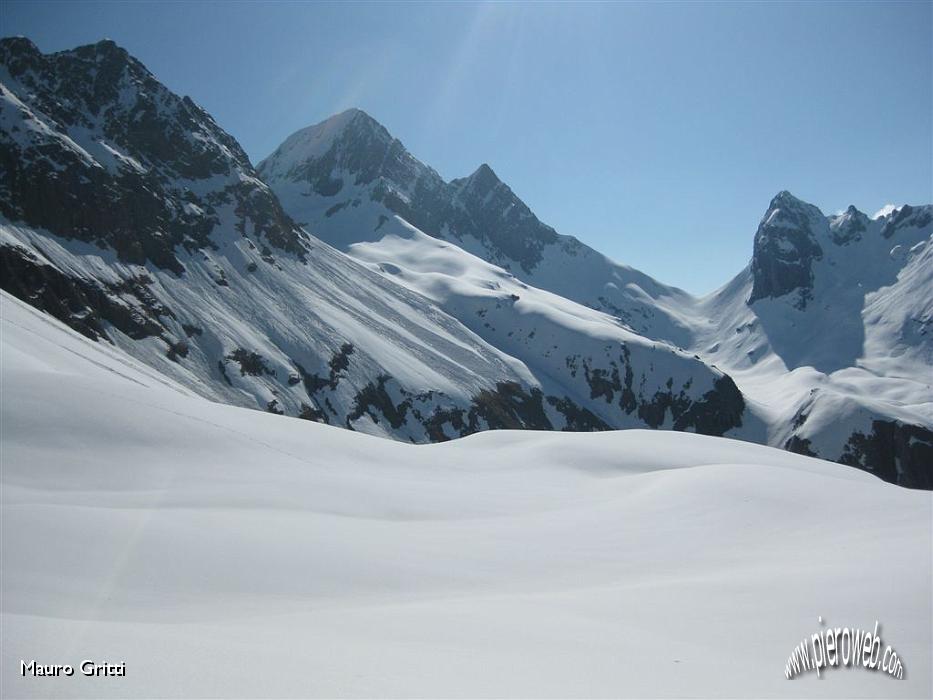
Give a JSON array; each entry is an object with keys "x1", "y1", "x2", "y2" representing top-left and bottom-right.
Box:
[{"x1": 2, "y1": 292, "x2": 930, "y2": 698}]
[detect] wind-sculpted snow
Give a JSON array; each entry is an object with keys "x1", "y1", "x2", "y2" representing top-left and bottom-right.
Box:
[{"x1": 2, "y1": 291, "x2": 930, "y2": 698}]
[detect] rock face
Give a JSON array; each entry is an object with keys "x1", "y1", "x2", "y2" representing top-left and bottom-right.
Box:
[
  {"x1": 839, "y1": 421, "x2": 933, "y2": 490},
  {"x1": 0, "y1": 39, "x2": 746, "y2": 445},
  {"x1": 700, "y1": 195, "x2": 933, "y2": 489},
  {"x1": 748, "y1": 191, "x2": 825, "y2": 309},
  {"x1": 0, "y1": 38, "x2": 307, "y2": 272}
]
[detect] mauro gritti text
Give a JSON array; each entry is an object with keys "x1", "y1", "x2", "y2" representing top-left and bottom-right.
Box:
[{"x1": 21, "y1": 659, "x2": 126, "y2": 677}]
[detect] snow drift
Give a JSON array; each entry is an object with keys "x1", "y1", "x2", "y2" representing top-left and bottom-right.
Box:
[{"x1": 2, "y1": 291, "x2": 930, "y2": 698}]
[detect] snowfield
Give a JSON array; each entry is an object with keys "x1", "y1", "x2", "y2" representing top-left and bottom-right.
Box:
[{"x1": 2, "y1": 291, "x2": 930, "y2": 698}]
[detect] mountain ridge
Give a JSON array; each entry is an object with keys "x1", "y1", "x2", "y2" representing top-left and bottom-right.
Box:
[
  {"x1": 1, "y1": 38, "x2": 930, "y2": 487},
  {"x1": 261, "y1": 105, "x2": 932, "y2": 487},
  {"x1": 0, "y1": 38, "x2": 749, "y2": 449}
]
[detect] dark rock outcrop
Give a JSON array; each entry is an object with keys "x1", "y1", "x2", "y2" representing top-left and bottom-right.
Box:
[
  {"x1": 0, "y1": 37, "x2": 307, "y2": 272},
  {"x1": 748, "y1": 191, "x2": 824, "y2": 309},
  {"x1": 839, "y1": 420, "x2": 933, "y2": 490}
]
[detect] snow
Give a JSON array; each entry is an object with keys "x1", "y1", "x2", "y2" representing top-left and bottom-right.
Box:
[
  {"x1": 873, "y1": 204, "x2": 901, "y2": 220},
  {"x1": 259, "y1": 109, "x2": 370, "y2": 180},
  {"x1": 260, "y1": 118, "x2": 933, "y2": 459},
  {"x1": 0, "y1": 213, "x2": 534, "y2": 438},
  {"x1": 2, "y1": 291, "x2": 930, "y2": 698}
]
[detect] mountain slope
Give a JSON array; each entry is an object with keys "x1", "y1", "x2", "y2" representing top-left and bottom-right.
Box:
[
  {"x1": 3, "y1": 289, "x2": 930, "y2": 698},
  {"x1": 0, "y1": 37, "x2": 535, "y2": 439},
  {"x1": 0, "y1": 38, "x2": 747, "y2": 443},
  {"x1": 698, "y1": 194, "x2": 933, "y2": 487},
  {"x1": 259, "y1": 109, "x2": 696, "y2": 347},
  {"x1": 260, "y1": 111, "x2": 932, "y2": 487}
]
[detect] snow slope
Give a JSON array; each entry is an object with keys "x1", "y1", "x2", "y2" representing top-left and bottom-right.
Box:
[
  {"x1": 2, "y1": 290, "x2": 930, "y2": 698},
  {"x1": 260, "y1": 112, "x2": 932, "y2": 486},
  {"x1": 259, "y1": 109, "x2": 695, "y2": 347}
]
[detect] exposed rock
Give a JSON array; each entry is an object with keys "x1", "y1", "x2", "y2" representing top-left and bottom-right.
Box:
[
  {"x1": 748, "y1": 191, "x2": 824, "y2": 309},
  {"x1": 839, "y1": 420, "x2": 933, "y2": 489}
]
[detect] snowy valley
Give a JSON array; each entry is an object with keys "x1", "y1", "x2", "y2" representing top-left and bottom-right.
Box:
[
  {"x1": 1, "y1": 34, "x2": 932, "y2": 700},
  {"x1": 1, "y1": 39, "x2": 931, "y2": 487},
  {"x1": 3, "y1": 290, "x2": 931, "y2": 698}
]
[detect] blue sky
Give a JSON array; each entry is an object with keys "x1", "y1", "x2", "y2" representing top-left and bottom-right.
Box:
[{"x1": 2, "y1": 1, "x2": 930, "y2": 294}]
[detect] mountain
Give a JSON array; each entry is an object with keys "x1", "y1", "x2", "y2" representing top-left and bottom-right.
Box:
[
  {"x1": 259, "y1": 109, "x2": 695, "y2": 347},
  {"x1": 0, "y1": 38, "x2": 929, "y2": 486},
  {"x1": 0, "y1": 38, "x2": 746, "y2": 444},
  {"x1": 4, "y1": 289, "x2": 930, "y2": 697},
  {"x1": 260, "y1": 111, "x2": 932, "y2": 487},
  {"x1": 699, "y1": 194, "x2": 933, "y2": 487}
]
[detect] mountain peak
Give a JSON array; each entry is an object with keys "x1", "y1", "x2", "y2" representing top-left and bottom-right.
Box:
[
  {"x1": 453, "y1": 162, "x2": 503, "y2": 194},
  {"x1": 0, "y1": 35, "x2": 39, "y2": 55},
  {"x1": 767, "y1": 190, "x2": 809, "y2": 212},
  {"x1": 872, "y1": 204, "x2": 902, "y2": 220},
  {"x1": 318, "y1": 107, "x2": 378, "y2": 132},
  {"x1": 761, "y1": 190, "x2": 824, "y2": 227},
  {"x1": 749, "y1": 192, "x2": 824, "y2": 309},
  {"x1": 829, "y1": 205, "x2": 869, "y2": 245},
  {"x1": 258, "y1": 107, "x2": 398, "y2": 184},
  {"x1": 473, "y1": 162, "x2": 497, "y2": 178},
  {"x1": 0, "y1": 36, "x2": 41, "y2": 70},
  {"x1": 63, "y1": 38, "x2": 136, "y2": 67},
  {"x1": 0, "y1": 35, "x2": 307, "y2": 270}
]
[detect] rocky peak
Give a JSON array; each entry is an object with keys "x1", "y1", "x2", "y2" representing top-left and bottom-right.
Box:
[
  {"x1": 258, "y1": 107, "x2": 430, "y2": 198},
  {"x1": 748, "y1": 191, "x2": 825, "y2": 309},
  {"x1": 759, "y1": 190, "x2": 824, "y2": 230},
  {"x1": 829, "y1": 204, "x2": 869, "y2": 245},
  {"x1": 1, "y1": 39, "x2": 307, "y2": 271},
  {"x1": 0, "y1": 36, "x2": 41, "y2": 66},
  {"x1": 881, "y1": 204, "x2": 933, "y2": 239},
  {"x1": 455, "y1": 162, "x2": 501, "y2": 191}
]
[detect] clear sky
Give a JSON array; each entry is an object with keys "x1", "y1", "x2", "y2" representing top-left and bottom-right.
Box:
[{"x1": 2, "y1": 1, "x2": 930, "y2": 294}]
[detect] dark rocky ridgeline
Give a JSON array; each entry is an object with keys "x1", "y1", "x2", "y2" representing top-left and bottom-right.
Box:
[
  {"x1": 748, "y1": 191, "x2": 824, "y2": 310},
  {"x1": 783, "y1": 398, "x2": 933, "y2": 489},
  {"x1": 574, "y1": 346, "x2": 745, "y2": 436},
  {"x1": 881, "y1": 204, "x2": 933, "y2": 239},
  {"x1": 259, "y1": 109, "x2": 575, "y2": 274},
  {"x1": 0, "y1": 243, "x2": 171, "y2": 341},
  {"x1": 0, "y1": 36, "x2": 309, "y2": 367},
  {"x1": 342, "y1": 374, "x2": 741, "y2": 443},
  {"x1": 829, "y1": 205, "x2": 869, "y2": 246},
  {"x1": 0, "y1": 36, "x2": 307, "y2": 275}
]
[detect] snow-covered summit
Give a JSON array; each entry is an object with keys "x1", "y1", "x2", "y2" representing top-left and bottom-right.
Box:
[
  {"x1": 259, "y1": 110, "x2": 694, "y2": 343},
  {"x1": 872, "y1": 203, "x2": 901, "y2": 219}
]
